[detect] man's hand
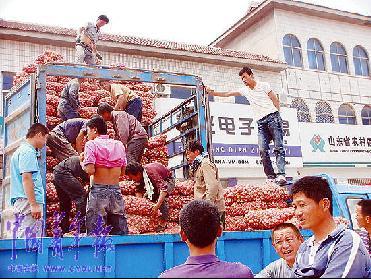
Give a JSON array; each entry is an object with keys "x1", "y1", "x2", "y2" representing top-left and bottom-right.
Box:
[
  {"x1": 30, "y1": 203, "x2": 42, "y2": 220},
  {"x1": 205, "y1": 86, "x2": 215, "y2": 95},
  {"x1": 79, "y1": 152, "x2": 85, "y2": 162},
  {"x1": 152, "y1": 204, "x2": 160, "y2": 215}
]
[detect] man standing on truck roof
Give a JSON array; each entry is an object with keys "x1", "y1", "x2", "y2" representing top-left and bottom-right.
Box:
[
  {"x1": 100, "y1": 81, "x2": 143, "y2": 122},
  {"x1": 57, "y1": 78, "x2": 82, "y2": 121},
  {"x1": 125, "y1": 161, "x2": 175, "y2": 232},
  {"x1": 75, "y1": 15, "x2": 109, "y2": 65},
  {"x1": 206, "y1": 66, "x2": 286, "y2": 186},
  {"x1": 97, "y1": 103, "x2": 148, "y2": 164},
  {"x1": 47, "y1": 118, "x2": 87, "y2": 162},
  {"x1": 292, "y1": 176, "x2": 371, "y2": 278},
  {"x1": 53, "y1": 155, "x2": 90, "y2": 235},
  {"x1": 186, "y1": 141, "x2": 226, "y2": 228},
  {"x1": 10, "y1": 123, "x2": 49, "y2": 238},
  {"x1": 82, "y1": 116, "x2": 128, "y2": 235},
  {"x1": 159, "y1": 200, "x2": 254, "y2": 278},
  {"x1": 356, "y1": 199, "x2": 371, "y2": 254},
  {"x1": 256, "y1": 223, "x2": 303, "y2": 278}
]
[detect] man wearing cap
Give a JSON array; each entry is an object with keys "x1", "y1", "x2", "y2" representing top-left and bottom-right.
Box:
[
  {"x1": 100, "y1": 81, "x2": 143, "y2": 122},
  {"x1": 75, "y1": 15, "x2": 109, "y2": 66}
]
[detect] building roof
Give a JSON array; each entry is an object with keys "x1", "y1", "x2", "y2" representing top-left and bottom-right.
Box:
[
  {"x1": 0, "y1": 19, "x2": 283, "y2": 65},
  {"x1": 210, "y1": 0, "x2": 371, "y2": 48}
]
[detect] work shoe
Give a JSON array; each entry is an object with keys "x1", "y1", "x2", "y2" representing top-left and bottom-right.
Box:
[{"x1": 276, "y1": 175, "x2": 287, "y2": 186}]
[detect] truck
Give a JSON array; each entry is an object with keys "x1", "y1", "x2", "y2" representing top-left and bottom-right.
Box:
[{"x1": 0, "y1": 63, "x2": 370, "y2": 278}]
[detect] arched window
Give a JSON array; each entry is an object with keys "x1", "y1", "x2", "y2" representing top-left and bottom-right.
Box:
[
  {"x1": 315, "y1": 101, "x2": 334, "y2": 123},
  {"x1": 353, "y1": 46, "x2": 369, "y2": 76},
  {"x1": 361, "y1": 105, "x2": 371, "y2": 125},
  {"x1": 283, "y1": 34, "x2": 303, "y2": 67},
  {"x1": 338, "y1": 103, "x2": 356, "y2": 125},
  {"x1": 330, "y1": 42, "x2": 348, "y2": 73},
  {"x1": 290, "y1": 98, "x2": 311, "y2": 122},
  {"x1": 307, "y1": 38, "x2": 325, "y2": 71}
]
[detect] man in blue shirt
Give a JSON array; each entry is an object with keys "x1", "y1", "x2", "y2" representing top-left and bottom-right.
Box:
[
  {"x1": 292, "y1": 176, "x2": 370, "y2": 278},
  {"x1": 10, "y1": 123, "x2": 49, "y2": 238}
]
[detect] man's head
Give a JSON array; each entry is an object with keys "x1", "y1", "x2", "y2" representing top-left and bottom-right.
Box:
[
  {"x1": 86, "y1": 116, "x2": 107, "y2": 140},
  {"x1": 96, "y1": 15, "x2": 109, "y2": 28},
  {"x1": 239, "y1": 66, "x2": 255, "y2": 88},
  {"x1": 27, "y1": 123, "x2": 49, "y2": 149},
  {"x1": 356, "y1": 199, "x2": 371, "y2": 230},
  {"x1": 292, "y1": 176, "x2": 333, "y2": 230},
  {"x1": 125, "y1": 162, "x2": 144, "y2": 183},
  {"x1": 271, "y1": 223, "x2": 303, "y2": 267},
  {"x1": 99, "y1": 80, "x2": 111, "y2": 92},
  {"x1": 97, "y1": 102, "x2": 114, "y2": 121},
  {"x1": 186, "y1": 141, "x2": 204, "y2": 164},
  {"x1": 179, "y1": 200, "x2": 222, "y2": 249}
]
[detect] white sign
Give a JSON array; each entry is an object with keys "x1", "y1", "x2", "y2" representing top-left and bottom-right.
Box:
[
  {"x1": 209, "y1": 103, "x2": 303, "y2": 168},
  {"x1": 299, "y1": 123, "x2": 371, "y2": 167}
]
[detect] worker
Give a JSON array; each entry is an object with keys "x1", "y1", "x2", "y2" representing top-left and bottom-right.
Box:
[
  {"x1": 256, "y1": 223, "x2": 303, "y2": 278},
  {"x1": 75, "y1": 15, "x2": 109, "y2": 65},
  {"x1": 356, "y1": 199, "x2": 371, "y2": 254},
  {"x1": 125, "y1": 162, "x2": 175, "y2": 231},
  {"x1": 159, "y1": 200, "x2": 254, "y2": 278},
  {"x1": 206, "y1": 66, "x2": 286, "y2": 186},
  {"x1": 10, "y1": 123, "x2": 49, "y2": 238},
  {"x1": 57, "y1": 78, "x2": 82, "y2": 121},
  {"x1": 53, "y1": 155, "x2": 90, "y2": 235},
  {"x1": 47, "y1": 118, "x2": 87, "y2": 162},
  {"x1": 97, "y1": 103, "x2": 148, "y2": 164},
  {"x1": 82, "y1": 116, "x2": 128, "y2": 235},
  {"x1": 100, "y1": 81, "x2": 143, "y2": 122},
  {"x1": 292, "y1": 176, "x2": 370, "y2": 278},
  {"x1": 186, "y1": 141, "x2": 226, "y2": 228}
]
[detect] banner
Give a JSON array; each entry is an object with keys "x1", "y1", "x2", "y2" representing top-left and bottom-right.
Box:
[
  {"x1": 298, "y1": 123, "x2": 371, "y2": 167},
  {"x1": 209, "y1": 103, "x2": 303, "y2": 168}
]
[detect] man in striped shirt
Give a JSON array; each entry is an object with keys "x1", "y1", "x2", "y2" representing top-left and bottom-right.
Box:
[{"x1": 292, "y1": 176, "x2": 370, "y2": 278}]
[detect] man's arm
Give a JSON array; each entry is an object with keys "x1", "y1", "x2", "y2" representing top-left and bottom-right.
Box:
[
  {"x1": 206, "y1": 87, "x2": 241, "y2": 97},
  {"x1": 22, "y1": 173, "x2": 42, "y2": 219},
  {"x1": 268, "y1": 91, "x2": 280, "y2": 111},
  {"x1": 202, "y1": 161, "x2": 220, "y2": 202},
  {"x1": 154, "y1": 191, "x2": 167, "y2": 212},
  {"x1": 83, "y1": 164, "x2": 96, "y2": 175},
  {"x1": 75, "y1": 130, "x2": 86, "y2": 153},
  {"x1": 115, "y1": 94, "x2": 128, "y2": 111}
]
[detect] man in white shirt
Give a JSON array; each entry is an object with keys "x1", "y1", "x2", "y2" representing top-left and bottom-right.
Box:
[
  {"x1": 207, "y1": 66, "x2": 286, "y2": 185},
  {"x1": 256, "y1": 223, "x2": 303, "y2": 278}
]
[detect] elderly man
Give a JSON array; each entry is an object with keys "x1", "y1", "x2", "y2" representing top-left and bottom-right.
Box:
[
  {"x1": 256, "y1": 223, "x2": 303, "y2": 278},
  {"x1": 75, "y1": 15, "x2": 109, "y2": 65}
]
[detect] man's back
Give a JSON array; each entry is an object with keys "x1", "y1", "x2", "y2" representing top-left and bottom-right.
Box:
[{"x1": 159, "y1": 254, "x2": 253, "y2": 278}]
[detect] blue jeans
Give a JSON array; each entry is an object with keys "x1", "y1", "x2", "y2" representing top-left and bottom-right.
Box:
[
  {"x1": 257, "y1": 111, "x2": 285, "y2": 179},
  {"x1": 86, "y1": 184, "x2": 128, "y2": 235},
  {"x1": 126, "y1": 98, "x2": 143, "y2": 122}
]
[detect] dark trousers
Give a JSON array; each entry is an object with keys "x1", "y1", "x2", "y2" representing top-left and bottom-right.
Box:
[
  {"x1": 126, "y1": 98, "x2": 143, "y2": 122},
  {"x1": 53, "y1": 172, "x2": 87, "y2": 234},
  {"x1": 127, "y1": 137, "x2": 148, "y2": 164}
]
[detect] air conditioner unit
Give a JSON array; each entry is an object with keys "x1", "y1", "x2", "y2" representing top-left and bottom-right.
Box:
[{"x1": 152, "y1": 83, "x2": 171, "y2": 97}]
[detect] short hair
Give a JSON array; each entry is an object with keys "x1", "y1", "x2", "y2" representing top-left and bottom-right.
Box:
[
  {"x1": 179, "y1": 200, "x2": 221, "y2": 248},
  {"x1": 188, "y1": 141, "x2": 204, "y2": 153},
  {"x1": 272, "y1": 223, "x2": 302, "y2": 241},
  {"x1": 97, "y1": 102, "x2": 114, "y2": 115},
  {"x1": 125, "y1": 162, "x2": 144, "y2": 176},
  {"x1": 98, "y1": 15, "x2": 109, "y2": 23},
  {"x1": 291, "y1": 176, "x2": 333, "y2": 215},
  {"x1": 86, "y1": 116, "x2": 107, "y2": 135},
  {"x1": 26, "y1": 123, "x2": 49, "y2": 138},
  {"x1": 358, "y1": 199, "x2": 371, "y2": 217},
  {"x1": 239, "y1": 66, "x2": 253, "y2": 77}
]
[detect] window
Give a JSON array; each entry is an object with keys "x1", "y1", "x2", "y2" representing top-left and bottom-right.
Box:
[
  {"x1": 234, "y1": 96, "x2": 250, "y2": 105},
  {"x1": 1, "y1": 72, "x2": 15, "y2": 90},
  {"x1": 330, "y1": 42, "x2": 348, "y2": 73},
  {"x1": 338, "y1": 103, "x2": 356, "y2": 125},
  {"x1": 361, "y1": 105, "x2": 371, "y2": 125},
  {"x1": 289, "y1": 98, "x2": 311, "y2": 122},
  {"x1": 170, "y1": 86, "x2": 194, "y2": 99},
  {"x1": 307, "y1": 38, "x2": 325, "y2": 71},
  {"x1": 353, "y1": 46, "x2": 369, "y2": 76},
  {"x1": 283, "y1": 34, "x2": 303, "y2": 67},
  {"x1": 315, "y1": 101, "x2": 334, "y2": 123}
]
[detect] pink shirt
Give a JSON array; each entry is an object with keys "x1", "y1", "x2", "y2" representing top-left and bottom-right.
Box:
[{"x1": 83, "y1": 135, "x2": 127, "y2": 168}]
